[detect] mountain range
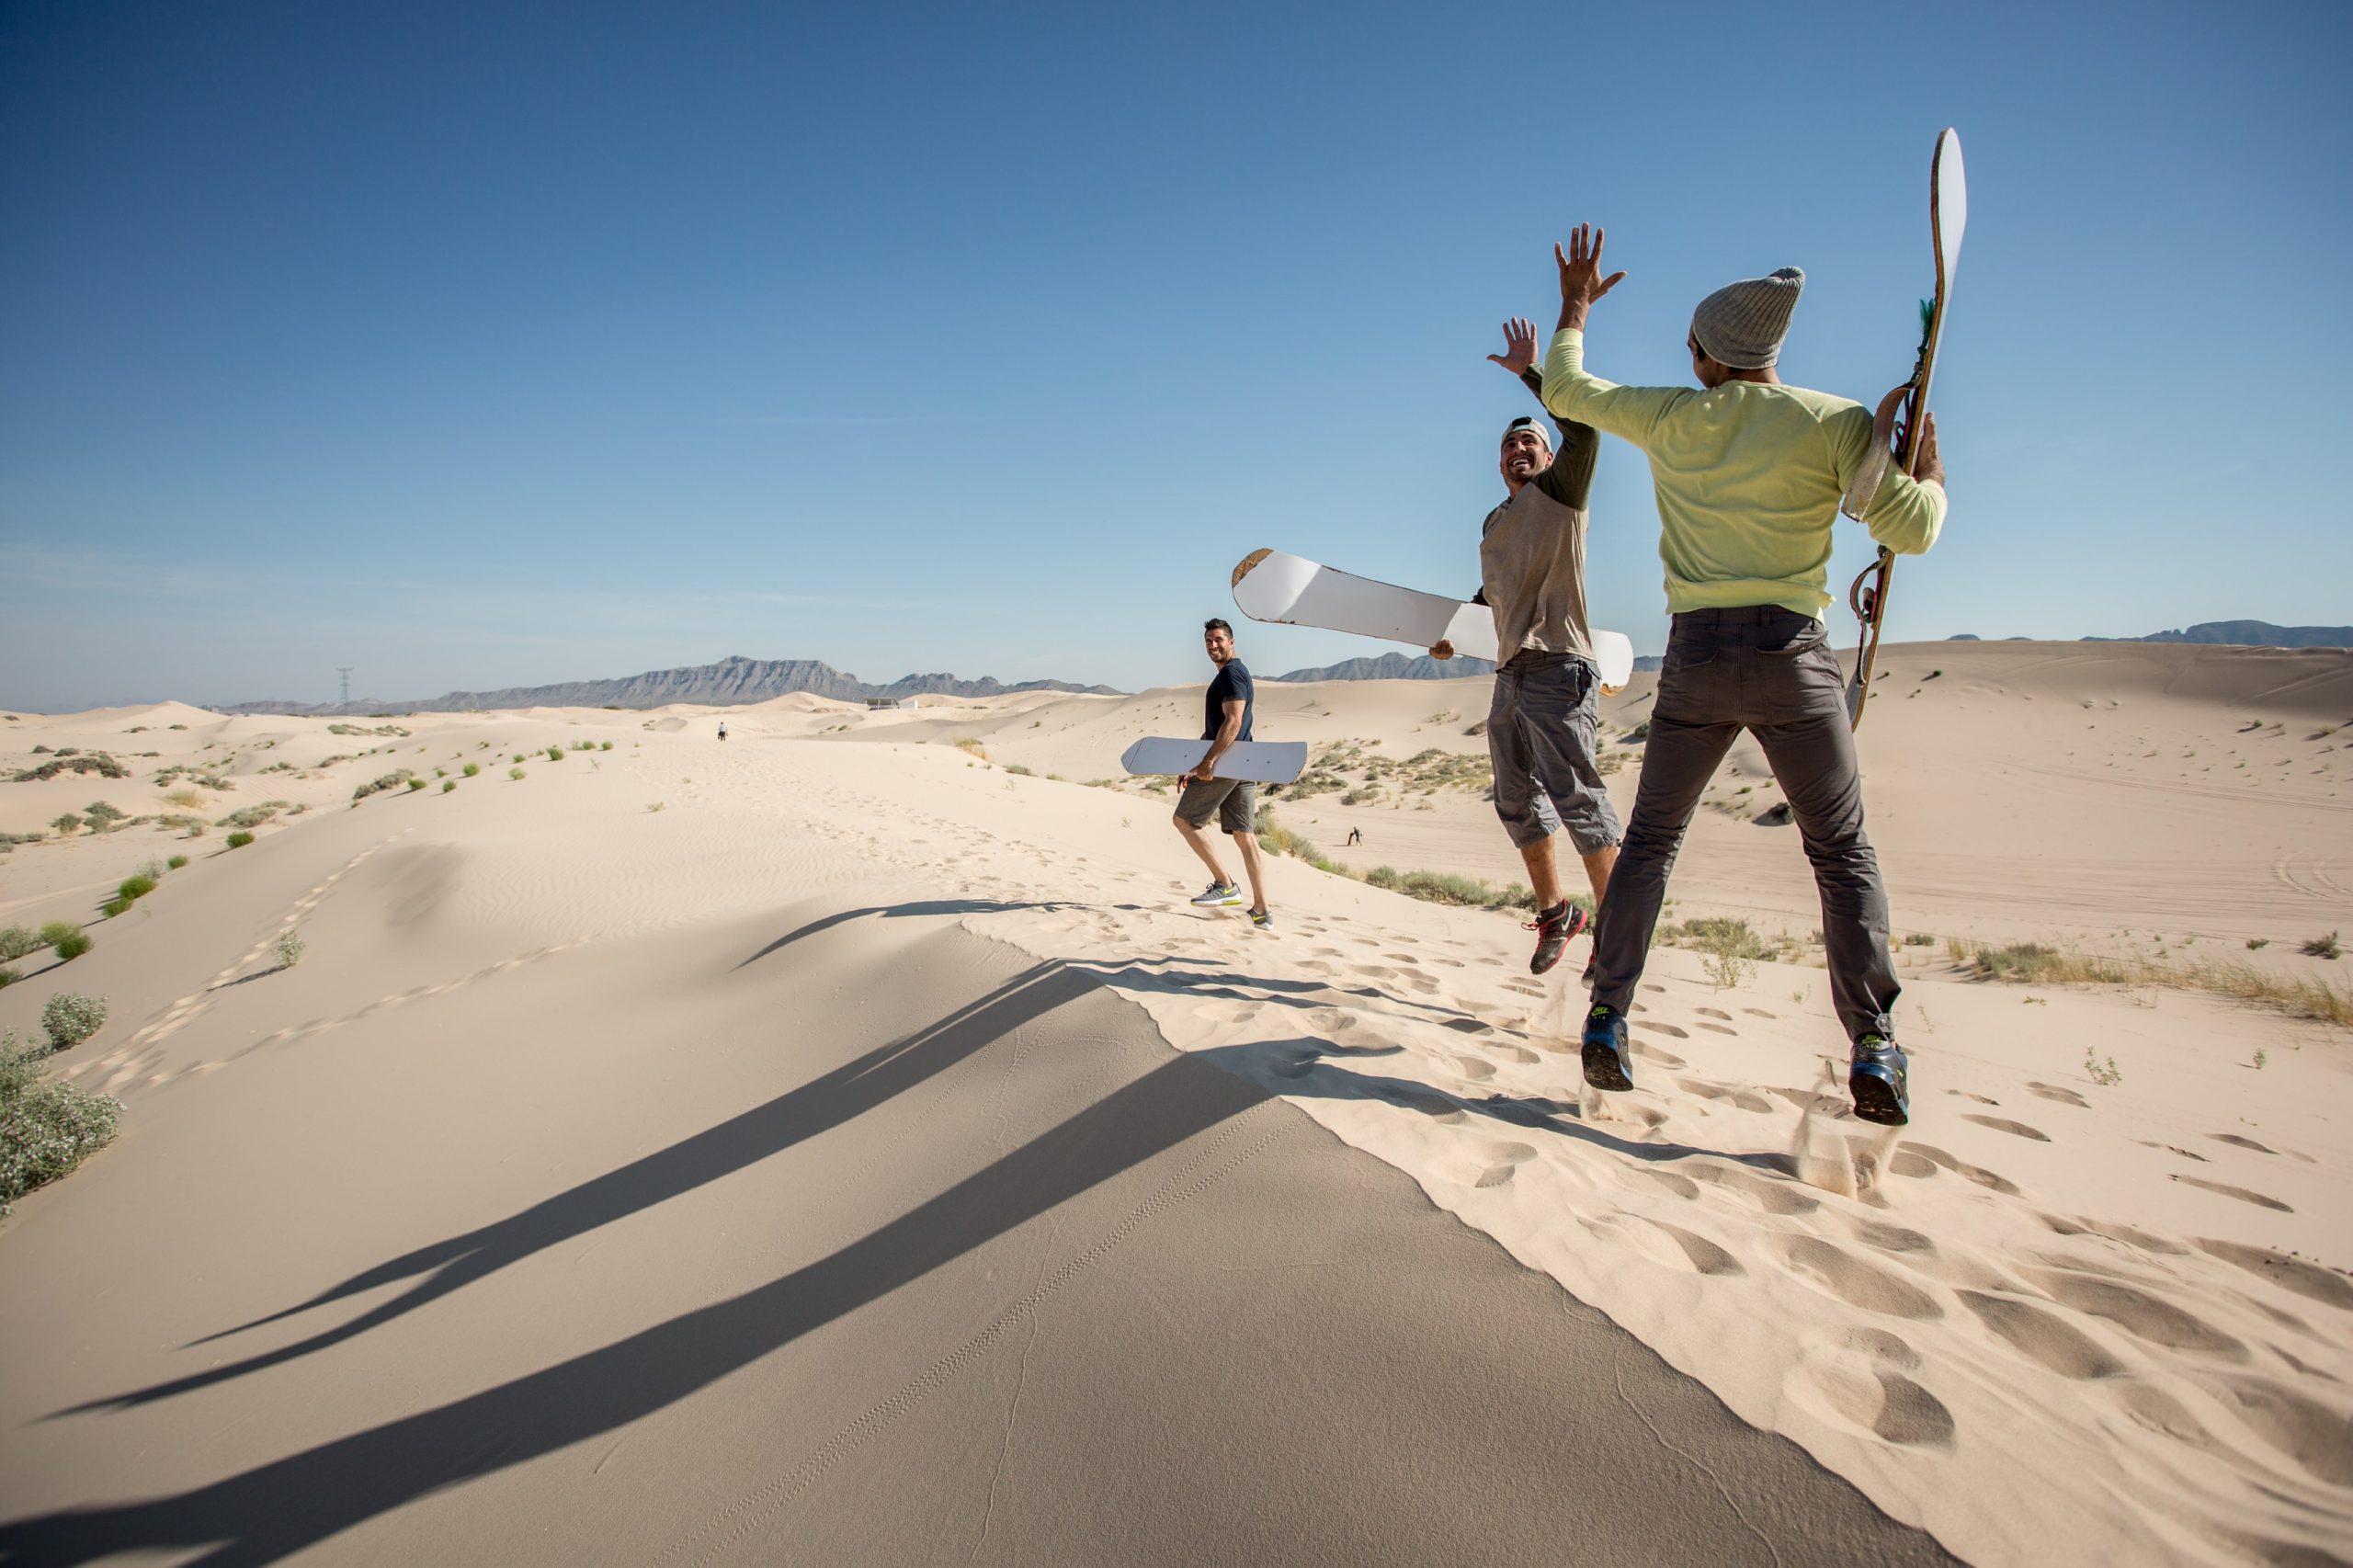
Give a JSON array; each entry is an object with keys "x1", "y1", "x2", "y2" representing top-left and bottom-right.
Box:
[{"x1": 219, "y1": 655, "x2": 1121, "y2": 716}]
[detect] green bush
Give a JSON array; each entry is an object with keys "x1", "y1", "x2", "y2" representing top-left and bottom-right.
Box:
[
  {"x1": 47, "y1": 924, "x2": 91, "y2": 960},
  {"x1": 118, "y1": 874, "x2": 156, "y2": 903},
  {"x1": 441, "y1": 779, "x2": 457, "y2": 793},
  {"x1": 1, "y1": 1035, "x2": 121, "y2": 1212},
  {"x1": 600, "y1": 741, "x2": 613, "y2": 750},
  {"x1": 0, "y1": 926, "x2": 38, "y2": 962},
  {"x1": 462, "y1": 763, "x2": 480, "y2": 778},
  {"x1": 225, "y1": 830, "x2": 255, "y2": 848},
  {"x1": 514, "y1": 754, "x2": 526, "y2": 763},
  {"x1": 82, "y1": 801, "x2": 126, "y2": 829},
  {"x1": 50, "y1": 812, "x2": 84, "y2": 836},
  {"x1": 166, "y1": 855, "x2": 188, "y2": 870},
  {"x1": 352, "y1": 771, "x2": 413, "y2": 801},
  {"x1": 98, "y1": 897, "x2": 131, "y2": 919},
  {"x1": 274, "y1": 930, "x2": 304, "y2": 969},
  {"x1": 41, "y1": 993, "x2": 108, "y2": 1050},
  {"x1": 406, "y1": 777, "x2": 427, "y2": 791},
  {"x1": 0, "y1": 968, "x2": 16, "y2": 989},
  {"x1": 2303, "y1": 930, "x2": 2343, "y2": 960},
  {"x1": 509, "y1": 767, "x2": 526, "y2": 780},
  {"x1": 11, "y1": 753, "x2": 130, "y2": 782}
]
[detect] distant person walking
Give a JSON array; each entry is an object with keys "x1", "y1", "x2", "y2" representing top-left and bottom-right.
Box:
[
  {"x1": 1430, "y1": 319, "x2": 1620, "y2": 977},
  {"x1": 1541, "y1": 224, "x2": 1946, "y2": 1126},
  {"x1": 718, "y1": 721, "x2": 729, "y2": 742},
  {"x1": 1173, "y1": 619, "x2": 1272, "y2": 929}
]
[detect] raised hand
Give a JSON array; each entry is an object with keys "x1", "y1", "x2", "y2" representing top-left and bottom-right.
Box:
[
  {"x1": 1485, "y1": 318, "x2": 1540, "y2": 377},
  {"x1": 1553, "y1": 223, "x2": 1627, "y2": 329}
]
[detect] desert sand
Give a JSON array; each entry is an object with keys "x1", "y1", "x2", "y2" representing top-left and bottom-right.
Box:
[{"x1": 0, "y1": 639, "x2": 2347, "y2": 1565}]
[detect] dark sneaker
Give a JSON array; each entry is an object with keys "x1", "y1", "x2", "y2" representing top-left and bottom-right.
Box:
[
  {"x1": 1581, "y1": 1004, "x2": 1633, "y2": 1092},
  {"x1": 1189, "y1": 881, "x2": 1244, "y2": 908},
  {"x1": 1849, "y1": 1035, "x2": 1910, "y2": 1127},
  {"x1": 1527, "y1": 901, "x2": 1590, "y2": 975},
  {"x1": 1249, "y1": 909, "x2": 1274, "y2": 930}
]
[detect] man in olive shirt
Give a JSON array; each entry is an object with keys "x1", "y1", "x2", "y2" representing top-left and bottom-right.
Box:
[
  {"x1": 1542, "y1": 224, "x2": 1946, "y2": 1127},
  {"x1": 1431, "y1": 318, "x2": 1620, "y2": 976}
]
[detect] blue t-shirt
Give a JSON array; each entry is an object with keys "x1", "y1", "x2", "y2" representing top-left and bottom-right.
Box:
[{"x1": 1204, "y1": 659, "x2": 1254, "y2": 743}]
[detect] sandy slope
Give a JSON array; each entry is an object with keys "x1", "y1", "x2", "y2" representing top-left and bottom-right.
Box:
[{"x1": 0, "y1": 641, "x2": 2347, "y2": 1565}]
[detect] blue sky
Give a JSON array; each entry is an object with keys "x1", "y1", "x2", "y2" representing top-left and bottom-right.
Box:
[{"x1": 3, "y1": 0, "x2": 2346, "y2": 710}]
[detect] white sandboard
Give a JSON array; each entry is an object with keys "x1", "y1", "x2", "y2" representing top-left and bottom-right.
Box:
[
  {"x1": 1232, "y1": 549, "x2": 1636, "y2": 690},
  {"x1": 1120, "y1": 737, "x2": 1308, "y2": 784}
]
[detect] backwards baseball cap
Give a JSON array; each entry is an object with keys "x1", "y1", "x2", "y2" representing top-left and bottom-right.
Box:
[{"x1": 1501, "y1": 414, "x2": 1554, "y2": 450}]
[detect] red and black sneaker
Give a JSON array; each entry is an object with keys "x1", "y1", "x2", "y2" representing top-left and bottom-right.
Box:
[{"x1": 1526, "y1": 901, "x2": 1589, "y2": 975}]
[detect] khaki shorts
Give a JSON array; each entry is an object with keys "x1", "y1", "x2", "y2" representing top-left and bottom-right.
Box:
[{"x1": 1175, "y1": 776, "x2": 1256, "y2": 835}]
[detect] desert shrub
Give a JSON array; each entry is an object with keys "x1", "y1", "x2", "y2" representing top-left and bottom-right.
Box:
[
  {"x1": 41, "y1": 994, "x2": 107, "y2": 1050},
  {"x1": 352, "y1": 771, "x2": 413, "y2": 801},
  {"x1": 0, "y1": 830, "x2": 46, "y2": 851},
  {"x1": 166, "y1": 854, "x2": 188, "y2": 869},
  {"x1": 441, "y1": 779, "x2": 457, "y2": 793},
  {"x1": 0, "y1": 968, "x2": 16, "y2": 988},
  {"x1": 0, "y1": 926, "x2": 39, "y2": 961},
  {"x1": 2246, "y1": 937, "x2": 2269, "y2": 949},
  {"x1": 1004, "y1": 764, "x2": 1032, "y2": 776},
  {"x1": 1365, "y1": 866, "x2": 1403, "y2": 890},
  {"x1": 600, "y1": 741, "x2": 613, "y2": 751},
  {"x1": 274, "y1": 929, "x2": 305, "y2": 968},
  {"x1": 1904, "y1": 932, "x2": 1936, "y2": 947},
  {"x1": 509, "y1": 767, "x2": 526, "y2": 780},
  {"x1": 12, "y1": 753, "x2": 130, "y2": 782},
  {"x1": 462, "y1": 762, "x2": 480, "y2": 777},
  {"x1": 165, "y1": 789, "x2": 206, "y2": 809},
  {"x1": 513, "y1": 754, "x2": 526, "y2": 763},
  {"x1": 950, "y1": 736, "x2": 987, "y2": 759},
  {"x1": 406, "y1": 777, "x2": 427, "y2": 791},
  {"x1": 2302, "y1": 931, "x2": 2342, "y2": 960},
  {"x1": 215, "y1": 801, "x2": 290, "y2": 829},
  {"x1": 98, "y1": 897, "x2": 131, "y2": 918},
  {"x1": 547, "y1": 745, "x2": 565, "y2": 762},
  {"x1": 225, "y1": 830, "x2": 255, "y2": 848},
  {"x1": 1, "y1": 1035, "x2": 122, "y2": 1212},
  {"x1": 50, "y1": 812, "x2": 83, "y2": 836},
  {"x1": 49, "y1": 926, "x2": 92, "y2": 960},
  {"x1": 82, "y1": 801, "x2": 126, "y2": 829}
]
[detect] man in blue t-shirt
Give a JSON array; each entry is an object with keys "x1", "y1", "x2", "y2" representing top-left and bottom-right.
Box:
[{"x1": 1171, "y1": 619, "x2": 1271, "y2": 928}]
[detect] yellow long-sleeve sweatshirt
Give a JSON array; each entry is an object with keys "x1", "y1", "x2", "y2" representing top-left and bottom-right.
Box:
[{"x1": 1540, "y1": 327, "x2": 1945, "y2": 619}]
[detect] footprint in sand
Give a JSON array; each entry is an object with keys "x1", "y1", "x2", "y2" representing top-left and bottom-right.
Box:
[
  {"x1": 1677, "y1": 1078, "x2": 1775, "y2": 1114},
  {"x1": 1695, "y1": 1006, "x2": 1733, "y2": 1021},
  {"x1": 1454, "y1": 1055, "x2": 1498, "y2": 1082},
  {"x1": 1640, "y1": 983, "x2": 1667, "y2": 994},
  {"x1": 1694, "y1": 1021, "x2": 1739, "y2": 1036},
  {"x1": 1740, "y1": 1006, "x2": 1778, "y2": 1018},
  {"x1": 2206, "y1": 1131, "x2": 2274, "y2": 1153},
  {"x1": 2206, "y1": 1375, "x2": 2353, "y2": 1487},
  {"x1": 1436, "y1": 1138, "x2": 1540, "y2": 1189},
  {"x1": 1784, "y1": 1328, "x2": 1955, "y2": 1449},
  {"x1": 1500, "y1": 979, "x2": 1547, "y2": 998},
  {"x1": 1904, "y1": 1142, "x2": 2022, "y2": 1195},
  {"x1": 2026, "y1": 1081, "x2": 2091, "y2": 1108},
  {"x1": 1491, "y1": 1042, "x2": 1542, "y2": 1065},
  {"x1": 1645, "y1": 1021, "x2": 1691, "y2": 1039},
  {"x1": 1581, "y1": 1212, "x2": 1745, "y2": 1277},
  {"x1": 1944, "y1": 1089, "x2": 2000, "y2": 1105},
  {"x1": 2137, "y1": 1139, "x2": 2210, "y2": 1163},
  {"x1": 1769, "y1": 1236, "x2": 1944, "y2": 1321},
  {"x1": 2196, "y1": 1239, "x2": 2353, "y2": 1312},
  {"x1": 1961, "y1": 1114, "x2": 2052, "y2": 1142},
  {"x1": 2169, "y1": 1174, "x2": 2293, "y2": 1212},
  {"x1": 2028, "y1": 1268, "x2": 2246, "y2": 1356},
  {"x1": 1957, "y1": 1290, "x2": 2128, "y2": 1380},
  {"x1": 1370, "y1": 1083, "x2": 1467, "y2": 1123},
  {"x1": 1629, "y1": 1040, "x2": 1687, "y2": 1068},
  {"x1": 1685, "y1": 1160, "x2": 1820, "y2": 1216}
]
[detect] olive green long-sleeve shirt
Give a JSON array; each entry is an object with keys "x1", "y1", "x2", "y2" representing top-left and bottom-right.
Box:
[{"x1": 1540, "y1": 327, "x2": 1944, "y2": 619}]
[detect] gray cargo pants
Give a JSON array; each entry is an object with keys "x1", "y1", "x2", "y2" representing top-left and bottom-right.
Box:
[{"x1": 1588, "y1": 607, "x2": 1900, "y2": 1044}]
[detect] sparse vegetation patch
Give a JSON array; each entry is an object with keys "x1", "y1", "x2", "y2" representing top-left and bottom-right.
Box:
[{"x1": 1, "y1": 1032, "x2": 121, "y2": 1213}]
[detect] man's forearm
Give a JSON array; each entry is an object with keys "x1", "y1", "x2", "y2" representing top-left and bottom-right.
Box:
[
  {"x1": 1556, "y1": 297, "x2": 1593, "y2": 335},
  {"x1": 1202, "y1": 716, "x2": 1243, "y2": 765}
]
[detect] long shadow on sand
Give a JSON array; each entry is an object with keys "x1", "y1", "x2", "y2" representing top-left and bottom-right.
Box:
[
  {"x1": 733, "y1": 899, "x2": 1131, "y2": 969},
  {"x1": 3, "y1": 994, "x2": 1272, "y2": 1565},
  {"x1": 54, "y1": 957, "x2": 1101, "y2": 1419},
  {"x1": 1194, "y1": 1038, "x2": 1788, "y2": 1174}
]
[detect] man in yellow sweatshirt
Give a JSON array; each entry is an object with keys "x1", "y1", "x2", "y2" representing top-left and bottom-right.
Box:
[{"x1": 1540, "y1": 224, "x2": 1945, "y2": 1127}]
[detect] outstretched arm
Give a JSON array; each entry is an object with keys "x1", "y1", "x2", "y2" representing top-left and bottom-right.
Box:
[{"x1": 1553, "y1": 223, "x2": 1626, "y2": 335}]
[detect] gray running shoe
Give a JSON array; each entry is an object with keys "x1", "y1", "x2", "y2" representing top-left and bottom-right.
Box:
[
  {"x1": 1189, "y1": 881, "x2": 1244, "y2": 907},
  {"x1": 1250, "y1": 909, "x2": 1274, "y2": 930}
]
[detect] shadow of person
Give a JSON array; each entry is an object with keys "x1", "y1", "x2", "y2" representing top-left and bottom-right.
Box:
[
  {"x1": 3, "y1": 1017, "x2": 1272, "y2": 1565},
  {"x1": 58, "y1": 959, "x2": 1097, "y2": 1419}
]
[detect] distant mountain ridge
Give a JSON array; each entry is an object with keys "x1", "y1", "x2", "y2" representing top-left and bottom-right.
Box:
[
  {"x1": 220, "y1": 655, "x2": 1122, "y2": 716},
  {"x1": 1270, "y1": 650, "x2": 1665, "y2": 683},
  {"x1": 2087, "y1": 621, "x2": 2353, "y2": 649}
]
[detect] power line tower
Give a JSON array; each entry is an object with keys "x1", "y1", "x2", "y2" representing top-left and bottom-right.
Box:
[{"x1": 337, "y1": 667, "x2": 353, "y2": 709}]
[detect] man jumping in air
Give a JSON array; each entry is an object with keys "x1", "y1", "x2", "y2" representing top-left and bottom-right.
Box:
[
  {"x1": 1431, "y1": 322, "x2": 1620, "y2": 976},
  {"x1": 1542, "y1": 225, "x2": 1945, "y2": 1127},
  {"x1": 1174, "y1": 618, "x2": 1272, "y2": 930}
]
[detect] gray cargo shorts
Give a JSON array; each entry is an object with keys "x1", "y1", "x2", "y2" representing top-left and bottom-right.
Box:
[
  {"x1": 1489, "y1": 649, "x2": 1623, "y2": 853},
  {"x1": 1175, "y1": 775, "x2": 1257, "y2": 835}
]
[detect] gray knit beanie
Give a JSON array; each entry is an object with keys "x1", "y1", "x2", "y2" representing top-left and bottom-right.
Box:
[{"x1": 1690, "y1": 267, "x2": 1805, "y2": 369}]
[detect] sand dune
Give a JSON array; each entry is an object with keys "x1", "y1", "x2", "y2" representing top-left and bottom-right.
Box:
[{"x1": 0, "y1": 640, "x2": 2347, "y2": 1564}]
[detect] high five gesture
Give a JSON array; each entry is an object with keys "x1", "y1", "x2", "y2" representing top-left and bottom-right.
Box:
[{"x1": 1553, "y1": 223, "x2": 1627, "y2": 333}]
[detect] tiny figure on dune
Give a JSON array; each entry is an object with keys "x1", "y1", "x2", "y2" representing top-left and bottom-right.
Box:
[
  {"x1": 718, "y1": 721, "x2": 728, "y2": 742},
  {"x1": 1173, "y1": 619, "x2": 1272, "y2": 929},
  {"x1": 1541, "y1": 224, "x2": 1945, "y2": 1127},
  {"x1": 1346, "y1": 827, "x2": 1362, "y2": 847},
  {"x1": 1431, "y1": 323, "x2": 1620, "y2": 978}
]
